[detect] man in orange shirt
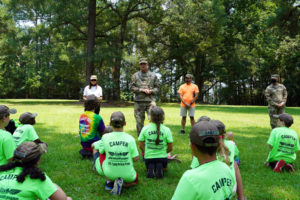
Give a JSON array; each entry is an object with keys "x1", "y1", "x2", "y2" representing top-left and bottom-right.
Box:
[{"x1": 177, "y1": 74, "x2": 199, "y2": 134}]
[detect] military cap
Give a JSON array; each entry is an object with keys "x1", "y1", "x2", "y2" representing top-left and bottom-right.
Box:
[
  {"x1": 271, "y1": 74, "x2": 279, "y2": 80},
  {"x1": 139, "y1": 58, "x2": 148, "y2": 64}
]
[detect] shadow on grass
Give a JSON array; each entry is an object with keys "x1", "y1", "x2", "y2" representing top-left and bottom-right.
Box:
[{"x1": 0, "y1": 99, "x2": 79, "y2": 105}]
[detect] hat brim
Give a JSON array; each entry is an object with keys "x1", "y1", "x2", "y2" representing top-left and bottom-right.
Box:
[
  {"x1": 9, "y1": 108, "x2": 17, "y2": 114},
  {"x1": 139, "y1": 61, "x2": 148, "y2": 64}
]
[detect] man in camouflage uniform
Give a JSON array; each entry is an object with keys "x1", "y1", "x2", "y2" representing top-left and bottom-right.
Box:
[
  {"x1": 265, "y1": 74, "x2": 287, "y2": 129},
  {"x1": 130, "y1": 58, "x2": 159, "y2": 136}
]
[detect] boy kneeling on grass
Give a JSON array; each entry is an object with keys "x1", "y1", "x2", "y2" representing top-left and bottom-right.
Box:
[
  {"x1": 13, "y1": 112, "x2": 47, "y2": 153},
  {"x1": 92, "y1": 111, "x2": 139, "y2": 196},
  {"x1": 172, "y1": 121, "x2": 235, "y2": 200},
  {"x1": 265, "y1": 113, "x2": 300, "y2": 172}
]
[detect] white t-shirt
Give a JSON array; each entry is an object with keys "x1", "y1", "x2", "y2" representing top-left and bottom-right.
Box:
[{"x1": 83, "y1": 85, "x2": 103, "y2": 98}]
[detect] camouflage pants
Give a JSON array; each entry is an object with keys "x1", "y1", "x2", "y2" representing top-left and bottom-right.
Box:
[
  {"x1": 268, "y1": 106, "x2": 285, "y2": 129},
  {"x1": 134, "y1": 101, "x2": 156, "y2": 136}
]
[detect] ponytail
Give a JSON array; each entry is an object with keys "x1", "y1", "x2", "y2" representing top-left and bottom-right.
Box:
[
  {"x1": 0, "y1": 156, "x2": 46, "y2": 183},
  {"x1": 217, "y1": 137, "x2": 230, "y2": 166},
  {"x1": 150, "y1": 106, "x2": 165, "y2": 146},
  {"x1": 155, "y1": 121, "x2": 161, "y2": 145}
]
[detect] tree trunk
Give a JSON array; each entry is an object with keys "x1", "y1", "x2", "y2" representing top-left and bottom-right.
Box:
[
  {"x1": 194, "y1": 54, "x2": 205, "y2": 103},
  {"x1": 112, "y1": 21, "x2": 126, "y2": 101},
  {"x1": 85, "y1": 0, "x2": 96, "y2": 85}
]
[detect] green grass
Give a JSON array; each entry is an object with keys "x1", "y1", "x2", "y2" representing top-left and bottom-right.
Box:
[{"x1": 1, "y1": 99, "x2": 300, "y2": 200}]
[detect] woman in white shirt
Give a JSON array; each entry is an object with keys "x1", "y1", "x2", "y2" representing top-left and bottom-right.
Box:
[{"x1": 83, "y1": 75, "x2": 103, "y2": 114}]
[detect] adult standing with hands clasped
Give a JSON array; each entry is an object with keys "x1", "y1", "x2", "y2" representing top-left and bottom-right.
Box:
[
  {"x1": 265, "y1": 74, "x2": 287, "y2": 129},
  {"x1": 178, "y1": 74, "x2": 199, "y2": 134},
  {"x1": 83, "y1": 75, "x2": 103, "y2": 114},
  {"x1": 130, "y1": 58, "x2": 159, "y2": 136}
]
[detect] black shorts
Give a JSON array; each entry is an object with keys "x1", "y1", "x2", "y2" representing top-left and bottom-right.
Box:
[{"x1": 145, "y1": 158, "x2": 168, "y2": 169}]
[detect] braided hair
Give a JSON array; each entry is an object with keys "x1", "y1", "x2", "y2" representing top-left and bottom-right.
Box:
[{"x1": 150, "y1": 106, "x2": 165, "y2": 145}]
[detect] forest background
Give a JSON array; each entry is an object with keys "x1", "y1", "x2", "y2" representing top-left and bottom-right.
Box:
[{"x1": 0, "y1": 0, "x2": 299, "y2": 106}]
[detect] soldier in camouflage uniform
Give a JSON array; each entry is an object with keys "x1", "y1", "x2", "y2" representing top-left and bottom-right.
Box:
[
  {"x1": 265, "y1": 74, "x2": 287, "y2": 129},
  {"x1": 130, "y1": 58, "x2": 159, "y2": 136}
]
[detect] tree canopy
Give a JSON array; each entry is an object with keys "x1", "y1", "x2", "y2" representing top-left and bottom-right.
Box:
[{"x1": 0, "y1": 0, "x2": 299, "y2": 105}]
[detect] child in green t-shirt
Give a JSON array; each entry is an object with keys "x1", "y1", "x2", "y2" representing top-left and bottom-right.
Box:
[
  {"x1": 92, "y1": 111, "x2": 139, "y2": 196},
  {"x1": 0, "y1": 105, "x2": 17, "y2": 166},
  {"x1": 13, "y1": 112, "x2": 47, "y2": 153},
  {"x1": 172, "y1": 121, "x2": 235, "y2": 200},
  {"x1": 138, "y1": 106, "x2": 173, "y2": 178},
  {"x1": 265, "y1": 113, "x2": 300, "y2": 172},
  {"x1": 0, "y1": 141, "x2": 72, "y2": 200}
]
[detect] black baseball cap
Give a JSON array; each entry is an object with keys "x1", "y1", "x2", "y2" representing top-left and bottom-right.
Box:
[{"x1": 190, "y1": 121, "x2": 220, "y2": 147}]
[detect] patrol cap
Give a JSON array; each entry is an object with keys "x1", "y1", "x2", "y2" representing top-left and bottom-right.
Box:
[
  {"x1": 210, "y1": 120, "x2": 226, "y2": 132},
  {"x1": 19, "y1": 112, "x2": 38, "y2": 124},
  {"x1": 110, "y1": 111, "x2": 125, "y2": 128},
  {"x1": 274, "y1": 113, "x2": 293, "y2": 126},
  {"x1": 271, "y1": 74, "x2": 279, "y2": 80},
  {"x1": 0, "y1": 105, "x2": 17, "y2": 118},
  {"x1": 190, "y1": 121, "x2": 220, "y2": 147},
  {"x1": 139, "y1": 58, "x2": 148, "y2": 64},
  {"x1": 14, "y1": 141, "x2": 43, "y2": 163},
  {"x1": 196, "y1": 116, "x2": 211, "y2": 123},
  {"x1": 185, "y1": 74, "x2": 193, "y2": 79},
  {"x1": 90, "y1": 75, "x2": 97, "y2": 80}
]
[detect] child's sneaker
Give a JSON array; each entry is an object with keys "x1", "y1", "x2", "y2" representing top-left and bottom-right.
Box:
[
  {"x1": 155, "y1": 163, "x2": 164, "y2": 178},
  {"x1": 180, "y1": 130, "x2": 185, "y2": 134},
  {"x1": 147, "y1": 163, "x2": 155, "y2": 178},
  {"x1": 284, "y1": 164, "x2": 295, "y2": 172},
  {"x1": 105, "y1": 180, "x2": 114, "y2": 190},
  {"x1": 273, "y1": 160, "x2": 286, "y2": 172},
  {"x1": 110, "y1": 178, "x2": 123, "y2": 196}
]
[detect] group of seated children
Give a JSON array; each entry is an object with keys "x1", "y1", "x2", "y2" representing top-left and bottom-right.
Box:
[{"x1": 0, "y1": 105, "x2": 72, "y2": 199}]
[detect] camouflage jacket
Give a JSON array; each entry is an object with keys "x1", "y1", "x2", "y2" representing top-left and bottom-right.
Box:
[
  {"x1": 265, "y1": 83, "x2": 287, "y2": 106},
  {"x1": 130, "y1": 70, "x2": 159, "y2": 102}
]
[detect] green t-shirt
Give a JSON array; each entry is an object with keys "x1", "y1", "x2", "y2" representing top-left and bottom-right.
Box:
[
  {"x1": 0, "y1": 167, "x2": 57, "y2": 200},
  {"x1": 138, "y1": 123, "x2": 173, "y2": 159},
  {"x1": 93, "y1": 132, "x2": 139, "y2": 182},
  {"x1": 0, "y1": 129, "x2": 16, "y2": 166},
  {"x1": 266, "y1": 127, "x2": 300, "y2": 163},
  {"x1": 13, "y1": 124, "x2": 39, "y2": 146},
  {"x1": 172, "y1": 160, "x2": 235, "y2": 200}
]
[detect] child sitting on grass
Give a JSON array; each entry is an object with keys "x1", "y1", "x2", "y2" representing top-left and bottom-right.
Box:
[
  {"x1": 92, "y1": 111, "x2": 139, "y2": 196},
  {"x1": 13, "y1": 112, "x2": 47, "y2": 153},
  {"x1": 172, "y1": 121, "x2": 235, "y2": 200},
  {"x1": 265, "y1": 113, "x2": 300, "y2": 172},
  {"x1": 0, "y1": 105, "x2": 17, "y2": 166},
  {"x1": 79, "y1": 95, "x2": 105, "y2": 158},
  {"x1": 0, "y1": 141, "x2": 72, "y2": 200},
  {"x1": 138, "y1": 106, "x2": 173, "y2": 178}
]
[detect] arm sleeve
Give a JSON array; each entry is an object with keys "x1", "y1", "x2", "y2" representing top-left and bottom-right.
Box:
[
  {"x1": 178, "y1": 86, "x2": 183, "y2": 94},
  {"x1": 28, "y1": 126, "x2": 39, "y2": 141},
  {"x1": 151, "y1": 74, "x2": 159, "y2": 94},
  {"x1": 267, "y1": 130, "x2": 275, "y2": 146},
  {"x1": 98, "y1": 139, "x2": 105, "y2": 154},
  {"x1": 98, "y1": 86, "x2": 103, "y2": 97},
  {"x1": 3, "y1": 135, "x2": 16, "y2": 160},
  {"x1": 172, "y1": 175, "x2": 198, "y2": 200},
  {"x1": 234, "y1": 144, "x2": 239, "y2": 158},
  {"x1": 166, "y1": 128, "x2": 173, "y2": 143},
  {"x1": 130, "y1": 74, "x2": 140, "y2": 93},
  {"x1": 130, "y1": 137, "x2": 139, "y2": 158},
  {"x1": 83, "y1": 86, "x2": 88, "y2": 96},
  {"x1": 138, "y1": 130, "x2": 145, "y2": 141},
  {"x1": 265, "y1": 87, "x2": 276, "y2": 106},
  {"x1": 282, "y1": 86, "x2": 287, "y2": 104},
  {"x1": 98, "y1": 118, "x2": 105, "y2": 134},
  {"x1": 35, "y1": 174, "x2": 58, "y2": 200},
  {"x1": 194, "y1": 85, "x2": 199, "y2": 94}
]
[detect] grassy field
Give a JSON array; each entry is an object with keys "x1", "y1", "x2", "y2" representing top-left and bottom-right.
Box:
[{"x1": 1, "y1": 99, "x2": 300, "y2": 200}]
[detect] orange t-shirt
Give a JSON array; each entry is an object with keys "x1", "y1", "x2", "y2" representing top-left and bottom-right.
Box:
[{"x1": 178, "y1": 83, "x2": 199, "y2": 107}]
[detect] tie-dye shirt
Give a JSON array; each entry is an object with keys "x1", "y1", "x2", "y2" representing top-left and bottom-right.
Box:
[{"x1": 79, "y1": 111, "x2": 105, "y2": 149}]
